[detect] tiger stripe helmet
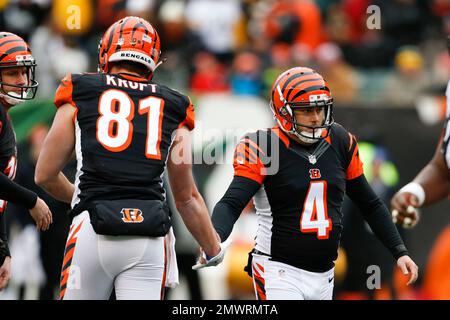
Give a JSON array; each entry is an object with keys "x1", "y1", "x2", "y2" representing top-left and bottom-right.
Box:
[
  {"x1": 98, "y1": 16, "x2": 161, "y2": 79},
  {"x1": 270, "y1": 67, "x2": 334, "y2": 144},
  {"x1": 0, "y1": 32, "x2": 38, "y2": 103}
]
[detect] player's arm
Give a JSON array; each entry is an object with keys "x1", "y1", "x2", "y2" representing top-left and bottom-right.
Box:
[
  {"x1": 0, "y1": 171, "x2": 37, "y2": 208},
  {"x1": 391, "y1": 137, "x2": 450, "y2": 213},
  {"x1": 346, "y1": 174, "x2": 418, "y2": 285},
  {"x1": 167, "y1": 126, "x2": 220, "y2": 257},
  {"x1": 35, "y1": 103, "x2": 76, "y2": 204},
  {"x1": 0, "y1": 167, "x2": 52, "y2": 231},
  {"x1": 212, "y1": 133, "x2": 265, "y2": 241},
  {"x1": 211, "y1": 177, "x2": 260, "y2": 241}
]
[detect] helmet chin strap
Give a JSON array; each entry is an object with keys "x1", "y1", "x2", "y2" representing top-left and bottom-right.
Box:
[
  {"x1": 0, "y1": 91, "x2": 25, "y2": 106},
  {"x1": 295, "y1": 128, "x2": 323, "y2": 144},
  {"x1": 293, "y1": 128, "x2": 323, "y2": 145},
  {"x1": 274, "y1": 112, "x2": 322, "y2": 145}
]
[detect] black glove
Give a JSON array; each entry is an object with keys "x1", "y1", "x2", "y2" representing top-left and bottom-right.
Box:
[{"x1": 0, "y1": 238, "x2": 10, "y2": 266}]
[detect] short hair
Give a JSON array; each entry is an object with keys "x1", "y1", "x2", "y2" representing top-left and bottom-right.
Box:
[{"x1": 109, "y1": 60, "x2": 150, "y2": 78}]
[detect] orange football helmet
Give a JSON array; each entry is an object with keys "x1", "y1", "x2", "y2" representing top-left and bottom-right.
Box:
[
  {"x1": 270, "y1": 67, "x2": 333, "y2": 144},
  {"x1": 0, "y1": 32, "x2": 38, "y2": 105},
  {"x1": 98, "y1": 16, "x2": 161, "y2": 79}
]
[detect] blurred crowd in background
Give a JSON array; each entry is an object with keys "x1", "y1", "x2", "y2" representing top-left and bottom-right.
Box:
[
  {"x1": 0, "y1": 0, "x2": 448, "y2": 107},
  {"x1": 0, "y1": 0, "x2": 450, "y2": 301}
]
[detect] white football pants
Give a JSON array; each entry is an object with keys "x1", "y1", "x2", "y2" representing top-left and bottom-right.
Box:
[{"x1": 252, "y1": 254, "x2": 334, "y2": 300}]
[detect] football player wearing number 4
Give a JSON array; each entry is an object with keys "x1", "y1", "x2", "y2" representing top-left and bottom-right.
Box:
[
  {"x1": 203, "y1": 67, "x2": 419, "y2": 300},
  {"x1": 35, "y1": 16, "x2": 222, "y2": 300},
  {"x1": 0, "y1": 32, "x2": 53, "y2": 291}
]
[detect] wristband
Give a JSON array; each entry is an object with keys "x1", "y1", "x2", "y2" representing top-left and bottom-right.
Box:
[{"x1": 399, "y1": 182, "x2": 425, "y2": 206}]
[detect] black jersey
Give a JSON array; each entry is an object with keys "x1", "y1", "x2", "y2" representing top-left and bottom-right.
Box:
[
  {"x1": 233, "y1": 124, "x2": 364, "y2": 272},
  {"x1": 443, "y1": 81, "x2": 450, "y2": 168},
  {"x1": 0, "y1": 103, "x2": 17, "y2": 213},
  {"x1": 54, "y1": 73, "x2": 195, "y2": 209}
]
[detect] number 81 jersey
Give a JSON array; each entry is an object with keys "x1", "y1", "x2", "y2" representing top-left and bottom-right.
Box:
[{"x1": 54, "y1": 73, "x2": 194, "y2": 207}]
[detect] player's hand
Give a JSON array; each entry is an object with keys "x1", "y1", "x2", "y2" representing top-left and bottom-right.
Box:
[
  {"x1": 0, "y1": 256, "x2": 11, "y2": 290},
  {"x1": 29, "y1": 197, "x2": 53, "y2": 231},
  {"x1": 391, "y1": 191, "x2": 420, "y2": 228},
  {"x1": 192, "y1": 238, "x2": 233, "y2": 270},
  {"x1": 397, "y1": 255, "x2": 418, "y2": 286}
]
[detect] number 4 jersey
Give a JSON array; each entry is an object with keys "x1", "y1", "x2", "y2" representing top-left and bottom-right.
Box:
[
  {"x1": 54, "y1": 73, "x2": 194, "y2": 208},
  {"x1": 0, "y1": 104, "x2": 17, "y2": 213},
  {"x1": 226, "y1": 124, "x2": 364, "y2": 272}
]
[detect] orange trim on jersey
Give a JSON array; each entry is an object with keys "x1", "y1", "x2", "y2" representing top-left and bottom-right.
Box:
[
  {"x1": 271, "y1": 126, "x2": 290, "y2": 148},
  {"x1": 234, "y1": 169, "x2": 265, "y2": 184},
  {"x1": 54, "y1": 74, "x2": 76, "y2": 109},
  {"x1": 346, "y1": 143, "x2": 364, "y2": 180},
  {"x1": 322, "y1": 130, "x2": 331, "y2": 144},
  {"x1": 238, "y1": 141, "x2": 260, "y2": 164},
  {"x1": 252, "y1": 263, "x2": 266, "y2": 300},
  {"x1": 234, "y1": 142, "x2": 266, "y2": 184},
  {"x1": 242, "y1": 138, "x2": 266, "y2": 156},
  {"x1": 178, "y1": 97, "x2": 195, "y2": 131},
  {"x1": 60, "y1": 220, "x2": 83, "y2": 300}
]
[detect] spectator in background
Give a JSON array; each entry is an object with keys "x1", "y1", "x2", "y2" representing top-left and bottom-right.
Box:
[
  {"x1": 373, "y1": 0, "x2": 432, "y2": 47},
  {"x1": 190, "y1": 51, "x2": 230, "y2": 95},
  {"x1": 383, "y1": 46, "x2": 430, "y2": 107},
  {"x1": 315, "y1": 42, "x2": 359, "y2": 105},
  {"x1": 0, "y1": 0, "x2": 50, "y2": 41},
  {"x1": 230, "y1": 51, "x2": 262, "y2": 96},
  {"x1": 264, "y1": 0, "x2": 324, "y2": 50},
  {"x1": 261, "y1": 43, "x2": 294, "y2": 99},
  {"x1": 185, "y1": 0, "x2": 242, "y2": 64},
  {"x1": 156, "y1": 0, "x2": 201, "y2": 91},
  {"x1": 29, "y1": 9, "x2": 90, "y2": 99}
]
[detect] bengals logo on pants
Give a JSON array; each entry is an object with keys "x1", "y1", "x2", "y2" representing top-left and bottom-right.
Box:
[{"x1": 121, "y1": 208, "x2": 144, "y2": 223}]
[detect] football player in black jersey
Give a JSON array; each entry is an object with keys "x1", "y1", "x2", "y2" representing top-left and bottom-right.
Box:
[
  {"x1": 0, "y1": 32, "x2": 53, "y2": 290},
  {"x1": 204, "y1": 67, "x2": 418, "y2": 299},
  {"x1": 35, "y1": 17, "x2": 225, "y2": 299}
]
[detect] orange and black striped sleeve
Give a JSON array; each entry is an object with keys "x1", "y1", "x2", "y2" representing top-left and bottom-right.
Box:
[
  {"x1": 178, "y1": 96, "x2": 195, "y2": 131},
  {"x1": 233, "y1": 137, "x2": 266, "y2": 184},
  {"x1": 346, "y1": 133, "x2": 364, "y2": 180},
  {"x1": 54, "y1": 74, "x2": 76, "y2": 109}
]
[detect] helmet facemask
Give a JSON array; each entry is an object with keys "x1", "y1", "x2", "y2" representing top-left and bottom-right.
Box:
[
  {"x1": 0, "y1": 59, "x2": 38, "y2": 105},
  {"x1": 271, "y1": 93, "x2": 334, "y2": 144}
]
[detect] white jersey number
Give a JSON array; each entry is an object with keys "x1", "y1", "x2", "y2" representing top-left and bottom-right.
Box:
[
  {"x1": 96, "y1": 89, "x2": 164, "y2": 159},
  {"x1": 300, "y1": 181, "x2": 332, "y2": 239}
]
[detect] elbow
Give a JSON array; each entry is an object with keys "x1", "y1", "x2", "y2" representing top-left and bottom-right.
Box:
[{"x1": 34, "y1": 170, "x2": 52, "y2": 189}]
